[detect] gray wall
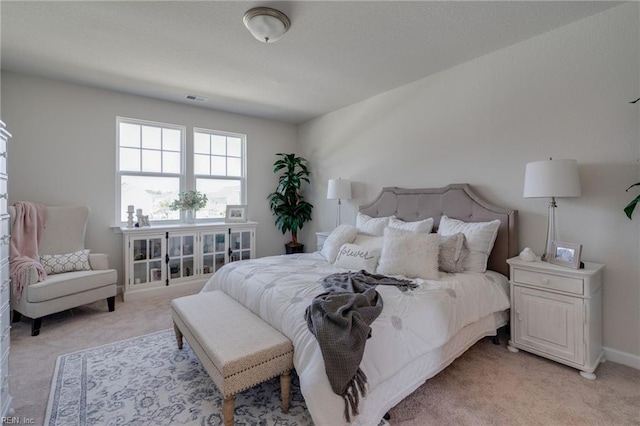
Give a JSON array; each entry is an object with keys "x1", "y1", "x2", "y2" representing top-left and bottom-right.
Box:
[
  {"x1": 1, "y1": 4, "x2": 638, "y2": 367},
  {"x1": 1, "y1": 71, "x2": 297, "y2": 287},
  {"x1": 298, "y1": 4, "x2": 640, "y2": 364}
]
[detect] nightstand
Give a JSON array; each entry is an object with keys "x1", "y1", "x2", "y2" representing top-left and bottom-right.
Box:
[
  {"x1": 506, "y1": 257, "x2": 605, "y2": 380},
  {"x1": 315, "y1": 231, "x2": 331, "y2": 251}
]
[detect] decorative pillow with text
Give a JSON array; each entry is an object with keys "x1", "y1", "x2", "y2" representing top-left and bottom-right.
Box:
[{"x1": 334, "y1": 243, "x2": 380, "y2": 273}]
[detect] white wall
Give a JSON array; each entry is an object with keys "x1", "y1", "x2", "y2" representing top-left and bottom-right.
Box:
[
  {"x1": 299, "y1": 4, "x2": 640, "y2": 361},
  {"x1": 1, "y1": 71, "x2": 297, "y2": 286}
]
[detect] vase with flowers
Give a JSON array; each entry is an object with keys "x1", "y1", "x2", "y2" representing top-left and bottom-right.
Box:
[{"x1": 169, "y1": 190, "x2": 208, "y2": 223}]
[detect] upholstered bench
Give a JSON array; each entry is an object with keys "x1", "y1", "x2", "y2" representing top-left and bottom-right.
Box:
[{"x1": 171, "y1": 291, "x2": 294, "y2": 426}]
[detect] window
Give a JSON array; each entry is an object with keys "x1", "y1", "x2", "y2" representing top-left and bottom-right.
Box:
[
  {"x1": 193, "y1": 128, "x2": 246, "y2": 220},
  {"x1": 116, "y1": 118, "x2": 246, "y2": 224},
  {"x1": 117, "y1": 117, "x2": 184, "y2": 222}
]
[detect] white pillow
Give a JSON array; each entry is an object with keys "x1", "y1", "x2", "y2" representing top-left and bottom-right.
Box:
[
  {"x1": 356, "y1": 212, "x2": 390, "y2": 236},
  {"x1": 377, "y1": 227, "x2": 439, "y2": 280},
  {"x1": 334, "y1": 243, "x2": 380, "y2": 274},
  {"x1": 320, "y1": 224, "x2": 358, "y2": 263},
  {"x1": 438, "y1": 233, "x2": 469, "y2": 273},
  {"x1": 437, "y1": 215, "x2": 500, "y2": 273},
  {"x1": 388, "y1": 216, "x2": 434, "y2": 233},
  {"x1": 40, "y1": 249, "x2": 91, "y2": 275},
  {"x1": 352, "y1": 233, "x2": 384, "y2": 251}
]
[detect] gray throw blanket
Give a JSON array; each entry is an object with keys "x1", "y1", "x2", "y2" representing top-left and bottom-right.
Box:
[{"x1": 304, "y1": 270, "x2": 417, "y2": 421}]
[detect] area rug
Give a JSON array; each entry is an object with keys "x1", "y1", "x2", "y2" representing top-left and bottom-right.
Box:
[{"x1": 44, "y1": 329, "x2": 313, "y2": 425}]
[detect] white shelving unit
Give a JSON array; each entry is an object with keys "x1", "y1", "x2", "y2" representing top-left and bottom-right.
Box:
[
  {"x1": 0, "y1": 120, "x2": 12, "y2": 416},
  {"x1": 121, "y1": 222, "x2": 256, "y2": 301}
]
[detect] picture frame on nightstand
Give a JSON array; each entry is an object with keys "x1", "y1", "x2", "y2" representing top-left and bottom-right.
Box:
[{"x1": 548, "y1": 240, "x2": 582, "y2": 269}]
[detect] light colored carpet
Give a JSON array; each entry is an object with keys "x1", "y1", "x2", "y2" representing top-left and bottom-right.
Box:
[
  {"x1": 44, "y1": 329, "x2": 311, "y2": 425},
  {"x1": 9, "y1": 288, "x2": 640, "y2": 425}
]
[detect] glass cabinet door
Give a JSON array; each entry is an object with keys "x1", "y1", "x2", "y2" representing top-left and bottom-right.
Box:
[
  {"x1": 131, "y1": 236, "x2": 163, "y2": 286},
  {"x1": 229, "y1": 229, "x2": 252, "y2": 263},
  {"x1": 201, "y1": 231, "x2": 227, "y2": 275},
  {"x1": 168, "y1": 233, "x2": 195, "y2": 281}
]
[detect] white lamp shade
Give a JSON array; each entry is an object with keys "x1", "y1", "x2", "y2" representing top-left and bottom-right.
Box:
[
  {"x1": 523, "y1": 159, "x2": 581, "y2": 198},
  {"x1": 327, "y1": 179, "x2": 352, "y2": 200},
  {"x1": 243, "y1": 8, "x2": 290, "y2": 43}
]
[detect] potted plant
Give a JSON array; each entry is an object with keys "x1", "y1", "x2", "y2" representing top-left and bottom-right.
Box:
[
  {"x1": 268, "y1": 153, "x2": 313, "y2": 254},
  {"x1": 624, "y1": 182, "x2": 640, "y2": 219},
  {"x1": 169, "y1": 190, "x2": 208, "y2": 223}
]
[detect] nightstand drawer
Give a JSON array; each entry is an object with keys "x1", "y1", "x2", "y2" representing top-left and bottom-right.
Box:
[{"x1": 513, "y1": 269, "x2": 583, "y2": 295}]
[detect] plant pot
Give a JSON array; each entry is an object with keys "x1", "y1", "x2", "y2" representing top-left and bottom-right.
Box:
[{"x1": 285, "y1": 243, "x2": 304, "y2": 255}]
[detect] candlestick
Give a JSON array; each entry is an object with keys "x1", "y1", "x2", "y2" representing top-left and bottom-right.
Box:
[{"x1": 126, "y1": 211, "x2": 135, "y2": 228}]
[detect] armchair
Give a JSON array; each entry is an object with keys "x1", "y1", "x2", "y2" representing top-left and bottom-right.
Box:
[{"x1": 9, "y1": 205, "x2": 117, "y2": 336}]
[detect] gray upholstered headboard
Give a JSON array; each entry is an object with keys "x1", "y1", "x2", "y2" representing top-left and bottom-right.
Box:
[{"x1": 359, "y1": 184, "x2": 518, "y2": 277}]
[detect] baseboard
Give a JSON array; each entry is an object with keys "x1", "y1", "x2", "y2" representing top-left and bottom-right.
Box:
[{"x1": 603, "y1": 346, "x2": 640, "y2": 370}]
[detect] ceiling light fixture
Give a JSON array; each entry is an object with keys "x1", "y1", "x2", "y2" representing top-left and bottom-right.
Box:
[{"x1": 243, "y1": 7, "x2": 290, "y2": 43}]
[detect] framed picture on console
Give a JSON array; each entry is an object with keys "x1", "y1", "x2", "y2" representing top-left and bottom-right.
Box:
[
  {"x1": 549, "y1": 241, "x2": 582, "y2": 269},
  {"x1": 225, "y1": 205, "x2": 248, "y2": 223}
]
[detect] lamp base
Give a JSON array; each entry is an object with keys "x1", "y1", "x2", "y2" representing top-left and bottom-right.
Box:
[{"x1": 542, "y1": 198, "x2": 557, "y2": 262}]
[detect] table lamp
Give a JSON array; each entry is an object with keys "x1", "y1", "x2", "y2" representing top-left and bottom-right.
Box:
[
  {"x1": 523, "y1": 158, "x2": 581, "y2": 261},
  {"x1": 327, "y1": 178, "x2": 352, "y2": 228}
]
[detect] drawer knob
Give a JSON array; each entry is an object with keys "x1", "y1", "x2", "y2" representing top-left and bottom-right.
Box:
[{"x1": 541, "y1": 277, "x2": 550, "y2": 284}]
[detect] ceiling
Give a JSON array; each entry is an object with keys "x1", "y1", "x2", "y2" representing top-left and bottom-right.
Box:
[{"x1": 0, "y1": 1, "x2": 621, "y2": 124}]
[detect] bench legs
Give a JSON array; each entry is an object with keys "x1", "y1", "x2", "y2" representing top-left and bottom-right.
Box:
[
  {"x1": 280, "y1": 370, "x2": 291, "y2": 413},
  {"x1": 221, "y1": 371, "x2": 291, "y2": 425},
  {"x1": 172, "y1": 320, "x2": 292, "y2": 423},
  {"x1": 223, "y1": 396, "x2": 234, "y2": 426},
  {"x1": 173, "y1": 322, "x2": 183, "y2": 350}
]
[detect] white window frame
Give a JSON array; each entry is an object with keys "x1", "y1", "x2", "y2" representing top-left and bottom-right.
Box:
[
  {"x1": 115, "y1": 116, "x2": 186, "y2": 224},
  {"x1": 193, "y1": 127, "x2": 247, "y2": 220}
]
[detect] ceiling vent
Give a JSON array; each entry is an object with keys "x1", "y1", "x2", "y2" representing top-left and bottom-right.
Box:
[{"x1": 186, "y1": 95, "x2": 208, "y2": 102}]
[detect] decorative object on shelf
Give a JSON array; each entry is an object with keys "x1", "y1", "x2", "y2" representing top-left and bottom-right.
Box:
[
  {"x1": 126, "y1": 205, "x2": 135, "y2": 228},
  {"x1": 135, "y1": 208, "x2": 143, "y2": 227},
  {"x1": 624, "y1": 182, "x2": 640, "y2": 219},
  {"x1": 169, "y1": 190, "x2": 208, "y2": 224},
  {"x1": 225, "y1": 205, "x2": 248, "y2": 223},
  {"x1": 243, "y1": 7, "x2": 290, "y2": 43},
  {"x1": 139, "y1": 215, "x2": 150, "y2": 227},
  {"x1": 548, "y1": 240, "x2": 582, "y2": 269},
  {"x1": 327, "y1": 178, "x2": 352, "y2": 227},
  {"x1": 518, "y1": 247, "x2": 537, "y2": 262},
  {"x1": 268, "y1": 153, "x2": 313, "y2": 254},
  {"x1": 150, "y1": 268, "x2": 161, "y2": 282},
  {"x1": 523, "y1": 158, "x2": 581, "y2": 261}
]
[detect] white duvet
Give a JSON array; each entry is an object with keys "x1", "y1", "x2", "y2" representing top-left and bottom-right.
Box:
[{"x1": 201, "y1": 252, "x2": 510, "y2": 425}]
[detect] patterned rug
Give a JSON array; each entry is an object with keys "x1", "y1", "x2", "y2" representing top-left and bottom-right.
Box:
[{"x1": 44, "y1": 329, "x2": 313, "y2": 425}]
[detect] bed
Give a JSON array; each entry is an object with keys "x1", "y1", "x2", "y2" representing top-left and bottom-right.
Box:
[{"x1": 201, "y1": 184, "x2": 518, "y2": 425}]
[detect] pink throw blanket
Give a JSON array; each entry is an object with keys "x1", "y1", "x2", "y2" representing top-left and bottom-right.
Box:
[{"x1": 10, "y1": 202, "x2": 48, "y2": 301}]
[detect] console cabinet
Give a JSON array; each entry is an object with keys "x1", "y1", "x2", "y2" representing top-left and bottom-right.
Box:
[
  {"x1": 121, "y1": 222, "x2": 256, "y2": 301},
  {"x1": 506, "y1": 257, "x2": 604, "y2": 379}
]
